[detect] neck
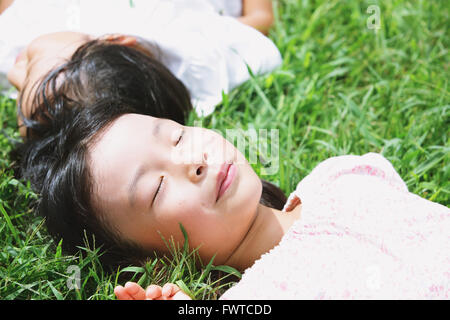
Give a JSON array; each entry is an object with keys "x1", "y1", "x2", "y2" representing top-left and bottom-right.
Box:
[{"x1": 224, "y1": 203, "x2": 301, "y2": 271}]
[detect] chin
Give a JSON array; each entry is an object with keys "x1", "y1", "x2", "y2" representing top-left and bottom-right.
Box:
[{"x1": 238, "y1": 168, "x2": 262, "y2": 211}]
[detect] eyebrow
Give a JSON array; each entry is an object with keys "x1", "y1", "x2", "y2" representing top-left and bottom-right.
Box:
[{"x1": 153, "y1": 121, "x2": 161, "y2": 137}]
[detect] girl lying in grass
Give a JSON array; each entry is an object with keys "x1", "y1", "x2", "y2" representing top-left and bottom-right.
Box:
[
  {"x1": 113, "y1": 145, "x2": 450, "y2": 300},
  {"x1": 1, "y1": 0, "x2": 281, "y2": 135},
  {"x1": 18, "y1": 79, "x2": 450, "y2": 299}
]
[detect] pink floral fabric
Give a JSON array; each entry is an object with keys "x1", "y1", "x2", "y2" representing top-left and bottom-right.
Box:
[{"x1": 221, "y1": 153, "x2": 450, "y2": 299}]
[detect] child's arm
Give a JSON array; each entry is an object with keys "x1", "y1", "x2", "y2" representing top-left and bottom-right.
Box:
[
  {"x1": 0, "y1": 0, "x2": 14, "y2": 15},
  {"x1": 114, "y1": 282, "x2": 192, "y2": 300},
  {"x1": 237, "y1": 0, "x2": 274, "y2": 35}
]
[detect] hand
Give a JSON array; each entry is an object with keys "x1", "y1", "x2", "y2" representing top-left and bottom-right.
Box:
[
  {"x1": 114, "y1": 282, "x2": 192, "y2": 300},
  {"x1": 284, "y1": 195, "x2": 301, "y2": 212},
  {"x1": 238, "y1": 0, "x2": 274, "y2": 35},
  {"x1": 0, "y1": 0, "x2": 15, "y2": 15}
]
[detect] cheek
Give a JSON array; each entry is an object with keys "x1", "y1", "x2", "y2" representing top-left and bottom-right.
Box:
[
  {"x1": 162, "y1": 182, "x2": 218, "y2": 220},
  {"x1": 163, "y1": 191, "x2": 210, "y2": 222},
  {"x1": 153, "y1": 195, "x2": 209, "y2": 246}
]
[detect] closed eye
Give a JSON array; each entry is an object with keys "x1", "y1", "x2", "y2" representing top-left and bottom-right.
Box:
[
  {"x1": 152, "y1": 176, "x2": 164, "y2": 206},
  {"x1": 176, "y1": 129, "x2": 184, "y2": 146}
]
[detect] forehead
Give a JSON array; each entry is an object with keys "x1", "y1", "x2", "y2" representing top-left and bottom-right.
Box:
[{"x1": 89, "y1": 114, "x2": 156, "y2": 159}]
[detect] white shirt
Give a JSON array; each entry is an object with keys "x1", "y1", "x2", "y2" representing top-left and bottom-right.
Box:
[{"x1": 0, "y1": 0, "x2": 281, "y2": 116}]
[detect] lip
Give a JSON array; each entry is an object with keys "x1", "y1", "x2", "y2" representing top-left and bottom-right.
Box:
[{"x1": 215, "y1": 163, "x2": 236, "y2": 202}]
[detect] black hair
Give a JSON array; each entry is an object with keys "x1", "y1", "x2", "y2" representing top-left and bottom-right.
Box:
[
  {"x1": 18, "y1": 38, "x2": 191, "y2": 139},
  {"x1": 259, "y1": 179, "x2": 287, "y2": 211},
  {"x1": 16, "y1": 38, "x2": 287, "y2": 270}
]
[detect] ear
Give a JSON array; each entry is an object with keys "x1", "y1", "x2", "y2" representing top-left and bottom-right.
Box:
[{"x1": 99, "y1": 34, "x2": 137, "y2": 47}]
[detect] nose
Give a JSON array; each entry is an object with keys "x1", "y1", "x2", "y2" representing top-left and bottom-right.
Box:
[{"x1": 187, "y1": 152, "x2": 208, "y2": 183}]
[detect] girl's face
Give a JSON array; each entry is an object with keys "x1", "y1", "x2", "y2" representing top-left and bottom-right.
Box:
[{"x1": 88, "y1": 114, "x2": 262, "y2": 264}]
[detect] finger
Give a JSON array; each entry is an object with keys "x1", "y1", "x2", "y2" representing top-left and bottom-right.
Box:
[
  {"x1": 98, "y1": 34, "x2": 119, "y2": 42},
  {"x1": 145, "y1": 284, "x2": 163, "y2": 300},
  {"x1": 285, "y1": 195, "x2": 301, "y2": 212},
  {"x1": 114, "y1": 285, "x2": 134, "y2": 300},
  {"x1": 125, "y1": 282, "x2": 146, "y2": 300},
  {"x1": 173, "y1": 290, "x2": 192, "y2": 300},
  {"x1": 161, "y1": 283, "x2": 180, "y2": 299},
  {"x1": 99, "y1": 34, "x2": 136, "y2": 46}
]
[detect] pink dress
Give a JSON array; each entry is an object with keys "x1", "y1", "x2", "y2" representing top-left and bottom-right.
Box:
[{"x1": 221, "y1": 153, "x2": 450, "y2": 299}]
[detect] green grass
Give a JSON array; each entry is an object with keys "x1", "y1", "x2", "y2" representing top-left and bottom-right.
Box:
[{"x1": 0, "y1": 0, "x2": 449, "y2": 299}]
